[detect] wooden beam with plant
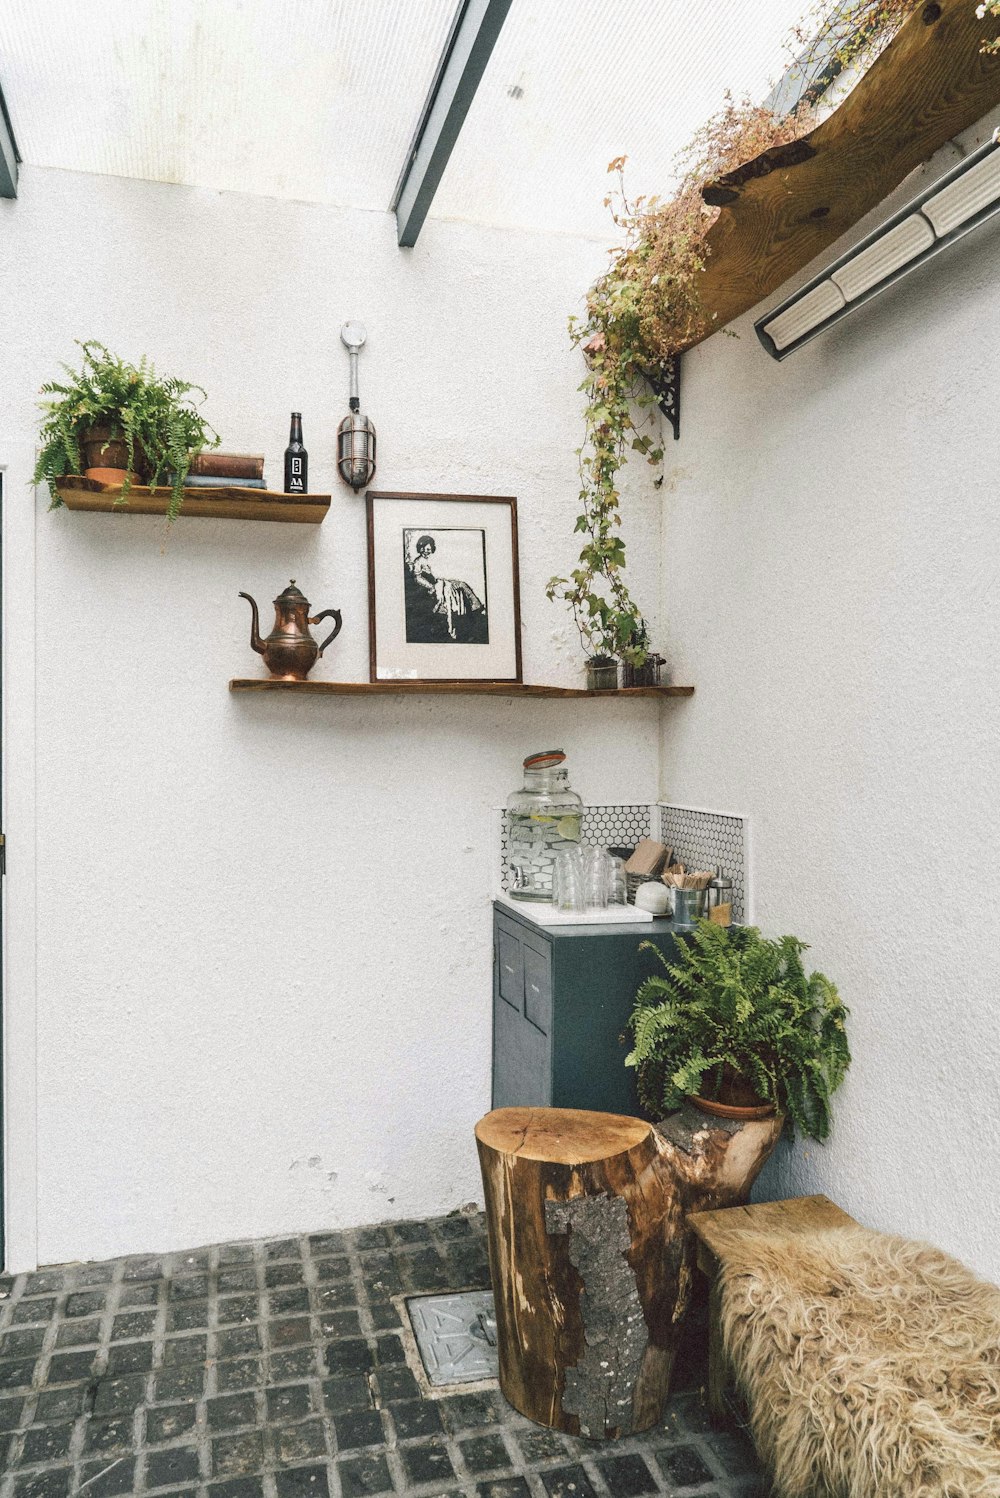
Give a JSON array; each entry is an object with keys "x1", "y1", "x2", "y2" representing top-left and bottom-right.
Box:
[
  {"x1": 695, "y1": 0, "x2": 1000, "y2": 340},
  {"x1": 551, "y1": 0, "x2": 1000, "y2": 678}
]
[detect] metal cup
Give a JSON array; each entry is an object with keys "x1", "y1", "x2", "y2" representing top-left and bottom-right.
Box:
[{"x1": 672, "y1": 887, "x2": 708, "y2": 926}]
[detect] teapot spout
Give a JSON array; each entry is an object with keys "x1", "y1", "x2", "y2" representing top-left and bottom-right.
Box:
[{"x1": 239, "y1": 591, "x2": 265, "y2": 654}]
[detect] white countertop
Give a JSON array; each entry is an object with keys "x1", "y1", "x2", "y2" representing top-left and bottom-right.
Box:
[{"x1": 495, "y1": 894, "x2": 658, "y2": 927}]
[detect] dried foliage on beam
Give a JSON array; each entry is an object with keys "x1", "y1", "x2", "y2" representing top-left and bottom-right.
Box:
[{"x1": 693, "y1": 0, "x2": 1000, "y2": 343}]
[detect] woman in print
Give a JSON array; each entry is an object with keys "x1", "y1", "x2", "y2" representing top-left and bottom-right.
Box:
[{"x1": 409, "y1": 535, "x2": 485, "y2": 641}]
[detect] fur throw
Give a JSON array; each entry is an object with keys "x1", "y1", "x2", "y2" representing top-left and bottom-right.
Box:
[{"x1": 718, "y1": 1225, "x2": 1000, "y2": 1498}]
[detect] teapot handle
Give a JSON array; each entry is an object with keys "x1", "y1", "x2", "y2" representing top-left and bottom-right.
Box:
[{"x1": 310, "y1": 608, "x2": 343, "y2": 657}]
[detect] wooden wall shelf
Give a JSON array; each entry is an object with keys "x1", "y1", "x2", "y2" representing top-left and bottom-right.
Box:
[
  {"x1": 229, "y1": 680, "x2": 694, "y2": 698},
  {"x1": 56, "y1": 477, "x2": 330, "y2": 524}
]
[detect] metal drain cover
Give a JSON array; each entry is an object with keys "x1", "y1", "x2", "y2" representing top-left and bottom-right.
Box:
[{"x1": 407, "y1": 1291, "x2": 498, "y2": 1386}]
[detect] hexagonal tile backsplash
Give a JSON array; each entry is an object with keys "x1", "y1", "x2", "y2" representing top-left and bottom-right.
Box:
[
  {"x1": 658, "y1": 805, "x2": 747, "y2": 924},
  {"x1": 499, "y1": 806, "x2": 653, "y2": 893},
  {"x1": 498, "y1": 803, "x2": 748, "y2": 923}
]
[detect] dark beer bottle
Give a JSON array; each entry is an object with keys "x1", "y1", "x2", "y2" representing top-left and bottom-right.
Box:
[{"x1": 284, "y1": 412, "x2": 308, "y2": 494}]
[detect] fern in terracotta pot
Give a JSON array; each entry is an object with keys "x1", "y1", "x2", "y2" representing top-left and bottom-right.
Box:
[
  {"x1": 33, "y1": 340, "x2": 219, "y2": 520},
  {"x1": 626, "y1": 921, "x2": 850, "y2": 1141}
]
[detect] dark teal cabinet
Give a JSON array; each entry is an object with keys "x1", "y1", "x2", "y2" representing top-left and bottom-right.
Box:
[{"x1": 492, "y1": 901, "x2": 679, "y2": 1116}]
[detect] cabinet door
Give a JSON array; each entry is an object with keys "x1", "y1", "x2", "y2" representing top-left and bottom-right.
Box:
[
  {"x1": 493, "y1": 913, "x2": 552, "y2": 1109},
  {"x1": 493, "y1": 993, "x2": 549, "y2": 1108},
  {"x1": 497, "y1": 927, "x2": 523, "y2": 1009},
  {"x1": 522, "y1": 941, "x2": 552, "y2": 1035}
]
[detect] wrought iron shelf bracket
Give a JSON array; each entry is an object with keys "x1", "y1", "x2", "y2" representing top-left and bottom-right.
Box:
[{"x1": 648, "y1": 356, "x2": 681, "y2": 442}]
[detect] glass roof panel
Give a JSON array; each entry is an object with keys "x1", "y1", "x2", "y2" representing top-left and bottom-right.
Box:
[
  {"x1": 0, "y1": 0, "x2": 456, "y2": 210},
  {"x1": 0, "y1": 0, "x2": 808, "y2": 235},
  {"x1": 429, "y1": 0, "x2": 810, "y2": 236}
]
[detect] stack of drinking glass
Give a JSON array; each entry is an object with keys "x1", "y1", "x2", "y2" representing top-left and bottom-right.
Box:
[{"x1": 551, "y1": 846, "x2": 628, "y2": 913}]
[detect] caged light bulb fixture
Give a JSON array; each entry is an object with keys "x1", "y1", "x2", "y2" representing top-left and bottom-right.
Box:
[{"x1": 337, "y1": 322, "x2": 377, "y2": 491}]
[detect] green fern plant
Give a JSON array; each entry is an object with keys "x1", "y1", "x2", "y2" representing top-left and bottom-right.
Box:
[
  {"x1": 626, "y1": 921, "x2": 850, "y2": 1141},
  {"x1": 33, "y1": 341, "x2": 219, "y2": 521}
]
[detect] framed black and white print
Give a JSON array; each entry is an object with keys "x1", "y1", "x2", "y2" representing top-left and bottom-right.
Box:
[{"x1": 367, "y1": 492, "x2": 522, "y2": 683}]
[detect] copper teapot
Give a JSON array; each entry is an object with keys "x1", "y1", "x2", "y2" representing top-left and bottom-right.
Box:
[{"x1": 239, "y1": 580, "x2": 343, "y2": 681}]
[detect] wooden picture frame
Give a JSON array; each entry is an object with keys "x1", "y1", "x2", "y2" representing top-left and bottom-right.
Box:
[{"x1": 366, "y1": 491, "x2": 522, "y2": 685}]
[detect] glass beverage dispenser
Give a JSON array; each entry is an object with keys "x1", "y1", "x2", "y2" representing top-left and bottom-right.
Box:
[{"x1": 507, "y1": 750, "x2": 584, "y2": 902}]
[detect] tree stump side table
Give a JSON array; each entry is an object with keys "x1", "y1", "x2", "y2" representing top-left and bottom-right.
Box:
[{"x1": 475, "y1": 1104, "x2": 783, "y2": 1440}]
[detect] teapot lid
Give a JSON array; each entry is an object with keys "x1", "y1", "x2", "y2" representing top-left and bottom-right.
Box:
[{"x1": 274, "y1": 579, "x2": 309, "y2": 607}]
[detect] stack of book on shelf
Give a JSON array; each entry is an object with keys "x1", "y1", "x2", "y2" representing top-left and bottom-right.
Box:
[{"x1": 182, "y1": 453, "x2": 266, "y2": 489}]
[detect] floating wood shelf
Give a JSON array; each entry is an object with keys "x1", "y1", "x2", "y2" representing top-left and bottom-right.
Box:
[
  {"x1": 681, "y1": 0, "x2": 1000, "y2": 353},
  {"x1": 56, "y1": 476, "x2": 330, "y2": 524},
  {"x1": 229, "y1": 679, "x2": 694, "y2": 699}
]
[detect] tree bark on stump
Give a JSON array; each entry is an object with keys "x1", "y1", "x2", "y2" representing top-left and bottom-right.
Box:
[{"x1": 475, "y1": 1104, "x2": 783, "y2": 1439}]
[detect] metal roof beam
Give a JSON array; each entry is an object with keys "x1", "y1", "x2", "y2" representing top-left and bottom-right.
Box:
[
  {"x1": 391, "y1": 0, "x2": 513, "y2": 247},
  {"x1": 0, "y1": 80, "x2": 20, "y2": 198}
]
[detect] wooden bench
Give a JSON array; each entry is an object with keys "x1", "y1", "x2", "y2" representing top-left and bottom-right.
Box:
[{"x1": 688, "y1": 1194, "x2": 859, "y2": 1426}]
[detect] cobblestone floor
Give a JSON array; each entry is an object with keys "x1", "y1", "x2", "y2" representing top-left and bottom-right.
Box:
[{"x1": 0, "y1": 1212, "x2": 766, "y2": 1498}]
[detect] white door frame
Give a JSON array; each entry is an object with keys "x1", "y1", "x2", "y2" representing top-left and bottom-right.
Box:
[{"x1": 2, "y1": 446, "x2": 38, "y2": 1272}]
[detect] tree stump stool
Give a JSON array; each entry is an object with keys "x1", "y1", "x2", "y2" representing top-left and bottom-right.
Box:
[{"x1": 475, "y1": 1104, "x2": 783, "y2": 1439}]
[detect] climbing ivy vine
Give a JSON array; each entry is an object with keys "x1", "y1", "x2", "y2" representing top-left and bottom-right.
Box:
[{"x1": 549, "y1": 0, "x2": 921, "y2": 669}]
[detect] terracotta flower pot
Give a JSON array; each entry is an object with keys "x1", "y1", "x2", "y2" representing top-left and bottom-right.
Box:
[
  {"x1": 84, "y1": 466, "x2": 141, "y2": 486},
  {"x1": 691, "y1": 1063, "x2": 776, "y2": 1120},
  {"x1": 690, "y1": 1094, "x2": 777, "y2": 1121},
  {"x1": 81, "y1": 424, "x2": 130, "y2": 472},
  {"x1": 81, "y1": 424, "x2": 149, "y2": 479}
]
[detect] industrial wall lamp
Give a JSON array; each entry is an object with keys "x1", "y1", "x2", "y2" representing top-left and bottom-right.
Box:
[
  {"x1": 755, "y1": 127, "x2": 1000, "y2": 359},
  {"x1": 337, "y1": 322, "x2": 377, "y2": 491}
]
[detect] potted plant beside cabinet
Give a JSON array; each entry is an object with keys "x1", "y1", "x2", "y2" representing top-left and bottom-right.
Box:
[
  {"x1": 33, "y1": 340, "x2": 219, "y2": 520},
  {"x1": 626, "y1": 921, "x2": 850, "y2": 1141}
]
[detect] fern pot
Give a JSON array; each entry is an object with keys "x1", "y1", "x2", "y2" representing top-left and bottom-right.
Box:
[
  {"x1": 81, "y1": 424, "x2": 147, "y2": 480},
  {"x1": 691, "y1": 1063, "x2": 776, "y2": 1120},
  {"x1": 84, "y1": 466, "x2": 134, "y2": 486},
  {"x1": 690, "y1": 1094, "x2": 777, "y2": 1121}
]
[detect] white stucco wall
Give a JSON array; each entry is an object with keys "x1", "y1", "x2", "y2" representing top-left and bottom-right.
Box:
[
  {"x1": 660, "y1": 119, "x2": 1000, "y2": 1280},
  {"x1": 1, "y1": 166, "x2": 666, "y2": 1266},
  {"x1": 8, "y1": 114, "x2": 995, "y2": 1280}
]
